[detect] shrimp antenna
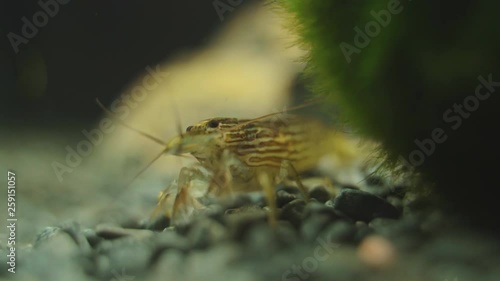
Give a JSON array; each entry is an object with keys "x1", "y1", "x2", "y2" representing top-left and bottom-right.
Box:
[
  {"x1": 96, "y1": 98, "x2": 192, "y2": 184},
  {"x1": 170, "y1": 99, "x2": 184, "y2": 136},
  {"x1": 128, "y1": 149, "x2": 167, "y2": 184},
  {"x1": 170, "y1": 99, "x2": 186, "y2": 156},
  {"x1": 96, "y1": 98, "x2": 167, "y2": 146},
  {"x1": 227, "y1": 98, "x2": 322, "y2": 131}
]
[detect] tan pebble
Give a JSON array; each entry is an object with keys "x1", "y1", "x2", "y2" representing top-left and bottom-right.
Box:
[{"x1": 357, "y1": 235, "x2": 397, "y2": 269}]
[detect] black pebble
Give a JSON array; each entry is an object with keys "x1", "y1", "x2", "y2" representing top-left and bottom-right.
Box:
[
  {"x1": 302, "y1": 201, "x2": 343, "y2": 221},
  {"x1": 333, "y1": 189, "x2": 401, "y2": 222},
  {"x1": 217, "y1": 194, "x2": 253, "y2": 210},
  {"x1": 146, "y1": 215, "x2": 170, "y2": 232},
  {"x1": 308, "y1": 186, "x2": 331, "y2": 203},
  {"x1": 204, "y1": 204, "x2": 225, "y2": 224},
  {"x1": 276, "y1": 190, "x2": 298, "y2": 208},
  {"x1": 301, "y1": 202, "x2": 350, "y2": 242},
  {"x1": 276, "y1": 184, "x2": 302, "y2": 195},
  {"x1": 279, "y1": 199, "x2": 306, "y2": 229}
]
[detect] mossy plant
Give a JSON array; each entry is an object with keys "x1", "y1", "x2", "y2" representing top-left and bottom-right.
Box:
[{"x1": 278, "y1": 0, "x2": 500, "y2": 230}]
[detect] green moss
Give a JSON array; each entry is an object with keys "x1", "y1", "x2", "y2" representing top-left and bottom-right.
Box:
[{"x1": 278, "y1": 0, "x2": 500, "y2": 230}]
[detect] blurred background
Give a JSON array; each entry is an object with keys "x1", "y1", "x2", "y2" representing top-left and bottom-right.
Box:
[
  {"x1": 3, "y1": 2, "x2": 500, "y2": 281},
  {"x1": 1, "y1": 0, "x2": 232, "y2": 124},
  {"x1": 0, "y1": 0, "x2": 332, "y2": 244}
]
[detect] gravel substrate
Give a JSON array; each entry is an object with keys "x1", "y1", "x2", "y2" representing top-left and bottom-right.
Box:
[{"x1": 2, "y1": 181, "x2": 500, "y2": 281}]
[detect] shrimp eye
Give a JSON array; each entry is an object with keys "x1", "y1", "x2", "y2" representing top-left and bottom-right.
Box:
[
  {"x1": 186, "y1": 126, "x2": 193, "y2": 132},
  {"x1": 207, "y1": 120, "x2": 219, "y2": 128}
]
